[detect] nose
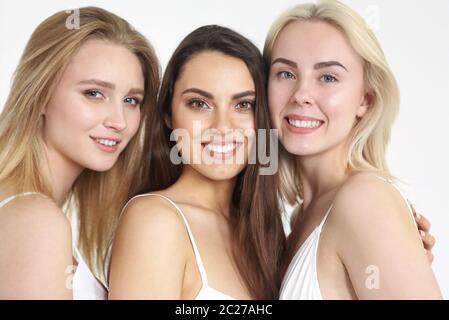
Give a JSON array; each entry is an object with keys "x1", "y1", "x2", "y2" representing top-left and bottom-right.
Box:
[
  {"x1": 211, "y1": 106, "x2": 233, "y2": 134},
  {"x1": 103, "y1": 101, "x2": 127, "y2": 132},
  {"x1": 291, "y1": 80, "x2": 315, "y2": 107}
]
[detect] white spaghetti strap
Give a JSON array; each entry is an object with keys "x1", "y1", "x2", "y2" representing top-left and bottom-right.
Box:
[
  {"x1": 0, "y1": 192, "x2": 42, "y2": 208},
  {"x1": 120, "y1": 193, "x2": 210, "y2": 286},
  {"x1": 318, "y1": 204, "x2": 333, "y2": 230}
]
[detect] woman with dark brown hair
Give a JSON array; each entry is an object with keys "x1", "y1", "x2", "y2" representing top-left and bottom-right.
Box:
[{"x1": 108, "y1": 25, "x2": 285, "y2": 300}]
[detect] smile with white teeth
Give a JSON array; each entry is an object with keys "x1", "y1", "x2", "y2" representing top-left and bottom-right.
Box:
[
  {"x1": 288, "y1": 118, "x2": 322, "y2": 129},
  {"x1": 95, "y1": 138, "x2": 118, "y2": 146},
  {"x1": 203, "y1": 142, "x2": 240, "y2": 153}
]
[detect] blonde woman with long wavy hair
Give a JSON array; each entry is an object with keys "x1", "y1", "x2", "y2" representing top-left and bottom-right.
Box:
[
  {"x1": 0, "y1": 7, "x2": 160, "y2": 299},
  {"x1": 264, "y1": 0, "x2": 442, "y2": 299}
]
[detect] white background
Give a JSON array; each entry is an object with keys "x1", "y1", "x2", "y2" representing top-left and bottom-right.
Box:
[{"x1": 1, "y1": 0, "x2": 448, "y2": 297}]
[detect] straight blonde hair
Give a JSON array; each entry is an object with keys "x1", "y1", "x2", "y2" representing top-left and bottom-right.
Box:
[
  {"x1": 263, "y1": 0, "x2": 400, "y2": 204},
  {"x1": 0, "y1": 7, "x2": 160, "y2": 283}
]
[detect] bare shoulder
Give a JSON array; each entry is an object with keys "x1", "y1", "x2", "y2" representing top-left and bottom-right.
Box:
[
  {"x1": 329, "y1": 173, "x2": 442, "y2": 298},
  {"x1": 329, "y1": 171, "x2": 418, "y2": 249},
  {"x1": 0, "y1": 194, "x2": 72, "y2": 299},
  {"x1": 0, "y1": 193, "x2": 71, "y2": 243},
  {"x1": 108, "y1": 193, "x2": 190, "y2": 299},
  {"x1": 330, "y1": 171, "x2": 421, "y2": 259},
  {"x1": 113, "y1": 193, "x2": 190, "y2": 259},
  {"x1": 118, "y1": 193, "x2": 188, "y2": 237},
  {"x1": 332, "y1": 172, "x2": 410, "y2": 223}
]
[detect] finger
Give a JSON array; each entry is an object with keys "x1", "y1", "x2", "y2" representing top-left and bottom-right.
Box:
[
  {"x1": 416, "y1": 214, "x2": 431, "y2": 232},
  {"x1": 425, "y1": 250, "x2": 434, "y2": 264},
  {"x1": 422, "y1": 232, "x2": 436, "y2": 250},
  {"x1": 410, "y1": 203, "x2": 420, "y2": 219}
]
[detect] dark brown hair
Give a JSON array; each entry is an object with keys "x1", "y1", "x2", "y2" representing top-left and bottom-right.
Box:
[{"x1": 138, "y1": 25, "x2": 285, "y2": 299}]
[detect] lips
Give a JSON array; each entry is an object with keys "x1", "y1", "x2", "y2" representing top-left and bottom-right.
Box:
[
  {"x1": 201, "y1": 140, "x2": 244, "y2": 160},
  {"x1": 284, "y1": 114, "x2": 324, "y2": 133},
  {"x1": 90, "y1": 136, "x2": 122, "y2": 153},
  {"x1": 90, "y1": 136, "x2": 122, "y2": 146}
]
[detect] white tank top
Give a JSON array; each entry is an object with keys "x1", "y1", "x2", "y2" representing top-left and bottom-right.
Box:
[
  {"x1": 113, "y1": 193, "x2": 236, "y2": 300},
  {"x1": 72, "y1": 246, "x2": 107, "y2": 300},
  {"x1": 0, "y1": 193, "x2": 107, "y2": 300},
  {"x1": 279, "y1": 177, "x2": 417, "y2": 300}
]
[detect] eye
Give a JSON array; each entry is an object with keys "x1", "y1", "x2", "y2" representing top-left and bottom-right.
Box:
[
  {"x1": 235, "y1": 100, "x2": 254, "y2": 111},
  {"x1": 276, "y1": 70, "x2": 296, "y2": 80},
  {"x1": 187, "y1": 99, "x2": 210, "y2": 110},
  {"x1": 84, "y1": 89, "x2": 105, "y2": 99},
  {"x1": 124, "y1": 96, "x2": 141, "y2": 107},
  {"x1": 320, "y1": 74, "x2": 338, "y2": 83}
]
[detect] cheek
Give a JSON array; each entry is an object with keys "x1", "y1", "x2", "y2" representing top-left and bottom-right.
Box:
[
  {"x1": 171, "y1": 112, "x2": 204, "y2": 153},
  {"x1": 172, "y1": 111, "x2": 201, "y2": 138},
  {"x1": 320, "y1": 88, "x2": 362, "y2": 127},
  {"x1": 268, "y1": 81, "x2": 290, "y2": 128},
  {"x1": 45, "y1": 94, "x2": 97, "y2": 137},
  {"x1": 233, "y1": 113, "x2": 255, "y2": 132},
  {"x1": 125, "y1": 109, "x2": 141, "y2": 138}
]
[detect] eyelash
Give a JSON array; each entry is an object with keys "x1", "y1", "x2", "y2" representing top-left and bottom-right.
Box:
[
  {"x1": 235, "y1": 100, "x2": 255, "y2": 111},
  {"x1": 186, "y1": 98, "x2": 254, "y2": 111},
  {"x1": 276, "y1": 71, "x2": 339, "y2": 83},
  {"x1": 276, "y1": 70, "x2": 296, "y2": 80},
  {"x1": 320, "y1": 74, "x2": 338, "y2": 83},
  {"x1": 84, "y1": 89, "x2": 141, "y2": 107},
  {"x1": 124, "y1": 96, "x2": 141, "y2": 107},
  {"x1": 187, "y1": 98, "x2": 210, "y2": 110},
  {"x1": 84, "y1": 89, "x2": 104, "y2": 99}
]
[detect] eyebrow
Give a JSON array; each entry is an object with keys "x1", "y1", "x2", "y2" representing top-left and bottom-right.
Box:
[
  {"x1": 78, "y1": 79, "x2": 115, "y2": 89},
  {"x1": 78, "y1": 79, "x2": 144, "y2": 95},
  {"x1": 182, "y1": 88, "x2": 255, "y2": 100},
  {"x1": 314, "y1": 61, "x2": 348, "y2": 71},
  {"x1": 232, "y1": 90, "x2": 255, "y2": 100},
  {"x1": 128, "y1": 88, "x2": 145, "y2": 96},
  {"x1": 271, "y1": 57, "x2": 348, "y2": 71},
  {"x1": 271, "y1": 58, "x2": 297, "y2": 68}
]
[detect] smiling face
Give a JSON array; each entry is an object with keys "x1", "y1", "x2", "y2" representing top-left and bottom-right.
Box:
[
  {"x1": 268, "y1": 21, "x2": 371, "y2": 157},
  {"x1": 169, "y1": 50, "x2": 256, "y2": 181},
  {"x1": 42, "y1": 39, "x2": 144, "y2": 172}
]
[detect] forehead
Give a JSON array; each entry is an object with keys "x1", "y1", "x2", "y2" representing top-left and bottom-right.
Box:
[
  {"x1": 61, "y1": 38, "x2": 144, "y2": 87},
  {"x1": 176, "y1": 51, "x2": 255, "y2": 94},
  {"x1": 272, "y1": 20, "x2": 363, "y2": 68}
]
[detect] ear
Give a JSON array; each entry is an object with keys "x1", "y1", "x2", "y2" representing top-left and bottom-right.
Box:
[
  {"x1": 164, "y1": 113, "x2": 172, "y2": 129},
  {"x1": 356, "y1": 90, "x2": 374, "y2": 118}
]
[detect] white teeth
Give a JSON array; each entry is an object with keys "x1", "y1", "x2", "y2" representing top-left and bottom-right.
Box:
[
  {"x1": 95, "y1": 138, "x2": 117, "y2": 146},
  {"x1": 204, "y1": 143, "x2": 239, "y2": 153},
  {"x1": 288, "y1": 118, "x2": 322, "y2": 128}
]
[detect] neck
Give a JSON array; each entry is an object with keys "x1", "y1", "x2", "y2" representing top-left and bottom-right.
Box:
[
  {"x1": 174, "y1": 165, "x2": 237, "y2": 218},
  {"x1": 296, "y1": 142, "x2": 351, "y2": 209},
  {"x1": 44, "y1": 144, "x2": 84, "y2": 208}
]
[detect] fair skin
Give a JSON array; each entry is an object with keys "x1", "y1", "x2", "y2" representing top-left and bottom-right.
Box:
[
  {"x1": 268, "y1": 21, "x2": 441, "y2": 299},
  {"x1": 108, "y1": 51, "x2": 255, "y2": 299},
  {"x1": 0, "y1": 39, "x2": 143, "y2": 299}
]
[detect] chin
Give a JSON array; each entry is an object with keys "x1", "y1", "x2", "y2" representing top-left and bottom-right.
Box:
[
  {"x1": 283, "y1": 142, "x2": 319, "y2": 157},
  {"x1": 195, "y1": 164, "x2": 245, "y2": 181},
  {"x1": 84, "y1": 159, "x2": 118, "y2": 173}
]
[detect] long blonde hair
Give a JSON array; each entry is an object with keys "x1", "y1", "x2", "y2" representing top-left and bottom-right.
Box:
[
  {"x1": 0, "y1": 7, "x2": 160, "y2": 283},
  {"x1": 264, "y1": 0, "x2": 400, "y2": 204}
]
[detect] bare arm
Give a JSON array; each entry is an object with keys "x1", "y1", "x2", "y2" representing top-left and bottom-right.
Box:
[
  {"x1": 108, "y1": 196, "x2": 188, "y2": 299},
  {"x1": 333, "y1": 176, "x2": 442, "y2": 299}
]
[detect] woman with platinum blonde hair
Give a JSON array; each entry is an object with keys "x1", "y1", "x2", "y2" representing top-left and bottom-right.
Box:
[
  {"x1": 264, "y1": 0, "x2": 441, "y2": 299},
  {"x1": 0, "y1": 6, "x2": 160, "y2": 299}
]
